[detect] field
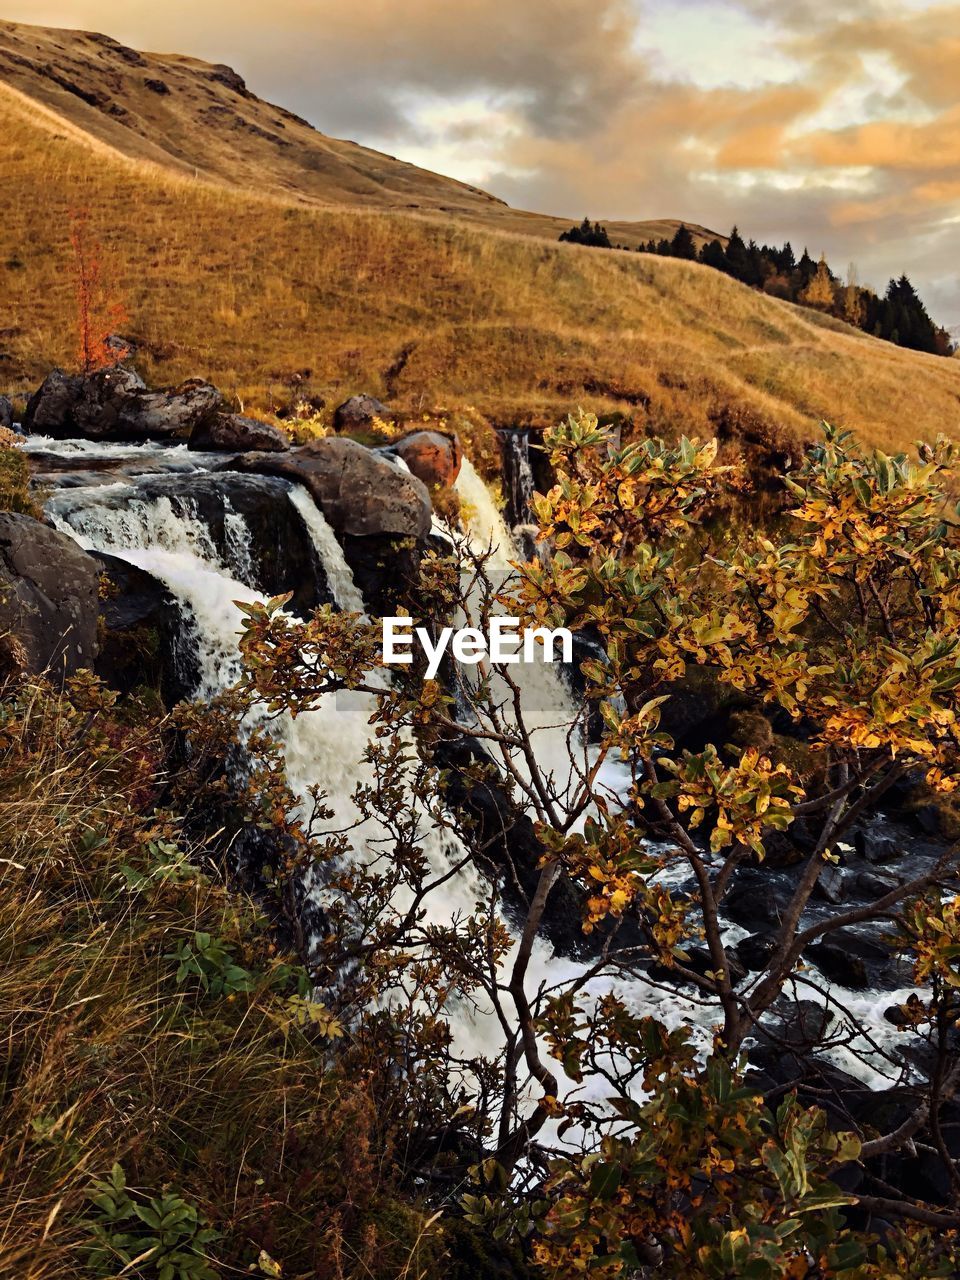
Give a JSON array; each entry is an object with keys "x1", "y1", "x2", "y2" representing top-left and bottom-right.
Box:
[{"x1": 1, "y1": 24, "x2": 960, "y2": 456}]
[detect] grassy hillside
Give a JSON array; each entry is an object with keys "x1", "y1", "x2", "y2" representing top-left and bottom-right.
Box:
[
  {"x1": 1, "y1": 43, "x2": 960, "y2": 455},
  {"x1": 0, "y1": 18, "x2": 711, "y2": 250}
]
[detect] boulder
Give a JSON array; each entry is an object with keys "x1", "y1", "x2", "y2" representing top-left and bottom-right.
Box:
[
  {"x1": 388, "y1": 430, "x2": 462, "y2": 489},
  {"x1": 23, "y1": 368, "x2": 222, "y2": 442},
  {"x1": 0, "y1": 396, "x2": 13, "y2": 430},
  {"x1": 854, "y1": 829, "x2": 900, "y2": 865},
  {"x1": 332, "y1": 394, "x2": 393, "y2": 434},
  {"x1": 736, "y1": 931, "x2": 776, "y2": 972},
  {"x1": 813, "y1": 864, "x2": 846, "y2": 905},
  {"x1": 226, "y1": 437, "x2": 432, "y2": 539},
  {"x1": 93, "y1": 552, "x2": 198, "y2": 705},
  {"x1": 189, "y1": 413, "x2": 289, "y2": 453},
  {"x1": 0, "y1": 513, "x2": 98, "y2": 680}
]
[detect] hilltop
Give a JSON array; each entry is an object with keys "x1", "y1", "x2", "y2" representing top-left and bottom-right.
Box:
[{"x1": 1, "y1": 18, "x2": 959, "y2": 457}]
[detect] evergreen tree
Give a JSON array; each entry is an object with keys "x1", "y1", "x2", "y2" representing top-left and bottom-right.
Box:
[
  {"x1": 724, "y1": 225, "x2": 749, "y2": 281},
  {"x1": 669, "y1": 224, "x2": 698, "y2": 261},
  {"x1": 699, "y1": 238, "x2": 727, "y2": 272}
]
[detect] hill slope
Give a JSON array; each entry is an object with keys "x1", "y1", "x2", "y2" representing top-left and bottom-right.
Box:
[
  {"x1": 0, "y1": 18, "x2": 712, "y2": 250},
  {"x1": 0, "y1": 20, "x2": 959, "y2": 457}
]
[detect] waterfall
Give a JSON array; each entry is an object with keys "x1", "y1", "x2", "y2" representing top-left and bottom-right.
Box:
[{"x1": 42, "y1": 449, "x2": 913, "y2": 1124}]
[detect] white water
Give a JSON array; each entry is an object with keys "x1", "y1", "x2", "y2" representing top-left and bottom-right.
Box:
[{"x1": 45, "y1": 459, "x2": 917, "y2": 1141}]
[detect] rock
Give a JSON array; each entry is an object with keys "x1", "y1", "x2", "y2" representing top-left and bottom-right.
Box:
[
  {"x1": 736, "y1": 931, "x2": 776, "y2": 972},
  {"x1": 93, "y1": 552, "x2": 198, "y2": 705},
  {"x1": 23, "y1": 368, "x2": 222, "y2": 442},
  {"x1": 144, "y1": 77, "x2": 170, "y2": 95},
  {"x1": 0, "y1": 395, "x2": 13, "y2": 429},
  {"x1": 388, "y1": 430, "x2": 462, "y2": 489},
  {"x1": 813, "y1": 864, "x2": 846, "y2": 904},
  {"x1": 0, "y1": 512, "x2": 98, "y2": 680},
  {"x1": 653, "y1": 664, "x2": 747, "y2": 753},
  {"x1": 226, "y1": 437, "x2": 432, "y2": 539},
  {"x1": 912, "y1": 803, "x2": 945, "y2": 837},
  {"x1": 332, "y1": 394, "x2": 392, "y2": 434},
  {"x1": 722, "y1": 867, "x2": 790, "y2": 929},
  {"x1": 857, "y1": 869, "x2": 900, "y2": 898},
  {"x1": 854, "y1": 829, "x2": 900, "y2": 865},
  {"x1": 807, "y1": 929, "x2": 890, "y2": 991},
  {"x1": 22, "y1": 368, "x2": 84, "y2": 434},
  {"x1": 189, "y1": 413, "x2": 289, "y2": 453}
]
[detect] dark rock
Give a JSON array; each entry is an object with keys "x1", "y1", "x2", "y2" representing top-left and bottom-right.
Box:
[
  {"x1": 0, "y1": 512, "x2": 98, "y2": 680},
  {"x1": 24, "y1": 368, "x2": 222, "y2": 442},
  {"x1": 226, "y1": 437, "x2": 432, "y2": 539},
  {"x1": 23, "y1": 368, "x2": 84, "y2": 434},
  {"x1": 722, "y1": 867, "x2": 789, "y2": 929},
  {"x1": 854, "y1": 829, "x2": 900, "y2": 865},
  {"x1": 763, "y1": 998, "x2": 836, "y2": 1048},
  {"x1": 0, "y1": 395, "x2": 13, "y2": 429},
  {"x1": 93, "y1": 552, "x2": 198, "y2": 705},
  {"x1": 736, "y1": 931, "x2": 776, "y2": 972},
  {"x1": 813, "y1": 864, "x2": 846, "y2": 904},
  {"x1": 388, "y1": 430, "x2": 462, "y2": 488},
  {"x1": 653, "y1": 664, "x2": 747, "y2": 753},
  {"x1": 190, "y1": 413, "x2": 289, "y2": 453},
  {"x1": 912, "y1": 803, "x2": 945, "y2": 837},
  {"x1": 856, "y1": 869, "x2": 900, "y2": 898},
  {"x1": 332, "y1": 394, "x2": 393, "y2": 434},
  {"x1": 807, "y1": 929, "x2": 890, "y2": 991},
  {"x1": 144, "y1": 78, "x2": 170, "y2": 95},
  {"x1": 210, "y1": 64, "x2": 248, "y2": 94}
]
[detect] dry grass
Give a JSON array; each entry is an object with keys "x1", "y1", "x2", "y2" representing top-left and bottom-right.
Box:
[
  {"x1": 1, "y1": 53, "x2": 959, "y2": 456},
  {"x1": 0, "y1": 678, "x2": 443, "y2": 1279}
]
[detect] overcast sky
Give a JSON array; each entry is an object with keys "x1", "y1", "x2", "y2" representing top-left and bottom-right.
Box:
[{"x1": 6, "y1": 0, "x2": 960, "y2": 328}]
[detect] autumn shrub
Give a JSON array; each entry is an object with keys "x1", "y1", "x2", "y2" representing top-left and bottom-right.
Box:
[{"x1": 235, "y1": 415, "x2": 960, "y2": 1277}]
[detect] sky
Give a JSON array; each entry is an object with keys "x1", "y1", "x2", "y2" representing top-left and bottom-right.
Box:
[{"x1": 5, "y1": 0, "x2": 960, "y2": 329}]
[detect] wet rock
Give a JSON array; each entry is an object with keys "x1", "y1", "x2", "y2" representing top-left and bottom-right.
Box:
[
  {"x1": 854, "y1": 829, "x2": 900, "y2": 865},
  {"x1": 857, "y1": 869, "x2": 900, "y2": 898},
  {"x1": 813, "y1": 864, "x2": 846, "y2": 904},
  {"x1": 388, "y1": 430, "x2": 462, "y2": 488},
  {"x1": 333, "y1": 394, "x2": 393, "y2": 434},
  {"x1": 24, "y1": 368, "x2": 222, "y2": 442},
  {"x1": 189, "y1": 413, "x2": 289, "y2": 453},
  {"x1": 0, "y1": 512, "x2": 98, "y2": 680},
  {"x1": 807, "y1": 929, "x2": 890, "y2": 991},
  {"x1": 94, "y1": 552, "x2": 198, "y2": 705},
  {"x1": 227, "y1": 437, "x2": 432, "y2": 539},
  {"x1": 0, "y1": 395, "x2": 13, "y2": 429},
  {"x1": 722, "y1": 867, "x2": 790, "y2": 929},
  {"x1": 736, "y1": 931, "x2": 776, "y2": 972}
]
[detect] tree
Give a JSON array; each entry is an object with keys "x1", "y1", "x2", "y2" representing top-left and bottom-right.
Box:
[
  {"x1": 723, "y1": 224, "x2": 749, "y2": 280},
  {"x1": 239, "y1": 414, "x2": 960, "y2": 1277},
  {"x1": 68, "y1": 208, "x2": 130, "y2": 373},
  {"x1": 800, "y1": 254, "x2": 837, "y2": 310},
  {"x1": 698, "y1": 238, "x2": 727, "y2": 272},
  {"x1": 559, "y1": 217, "x2": 612, "y2": 249},
  {"x1": 669, "y1": 224, "x2": 697, "y2": 261}
]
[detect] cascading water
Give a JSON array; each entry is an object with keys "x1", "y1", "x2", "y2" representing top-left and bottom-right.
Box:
[{"x1": 43, "y1": 444, "x2": 918, "y2": 1115}]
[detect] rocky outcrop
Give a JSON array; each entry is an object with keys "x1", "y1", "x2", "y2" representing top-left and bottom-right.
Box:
[
  {"x1": 94, "y1": 552, "x2": 198, "y2": 705},
  {"x1": 0, "y1": 513, "x2": 98, "y2": 679},
  {"x1": 0, "y1": 396, "x2": 14, "y2": 430},
  {"x1": 23, "y1": 368, "x2": 222, "y2": 441},
  {"x1": 226, "y1": 437, "x2": 432, "y2": 539},
  {"x1": 332, "y1": 394, "x2": 393, "y2": 434},
  {"x1": 189, "y1": 413, "x2": 289, "y2": 453},
  {"x1": 388, "y1": 430, "x2": 462, "y2": 489}
]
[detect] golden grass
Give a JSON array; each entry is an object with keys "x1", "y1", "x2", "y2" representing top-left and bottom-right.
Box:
[
  {"x1": 1, "y1": 87, "x2": 959, "y2": 455},
  {"x1": 0, "y1": 678, "x2": 443, "y2": 1279}
]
